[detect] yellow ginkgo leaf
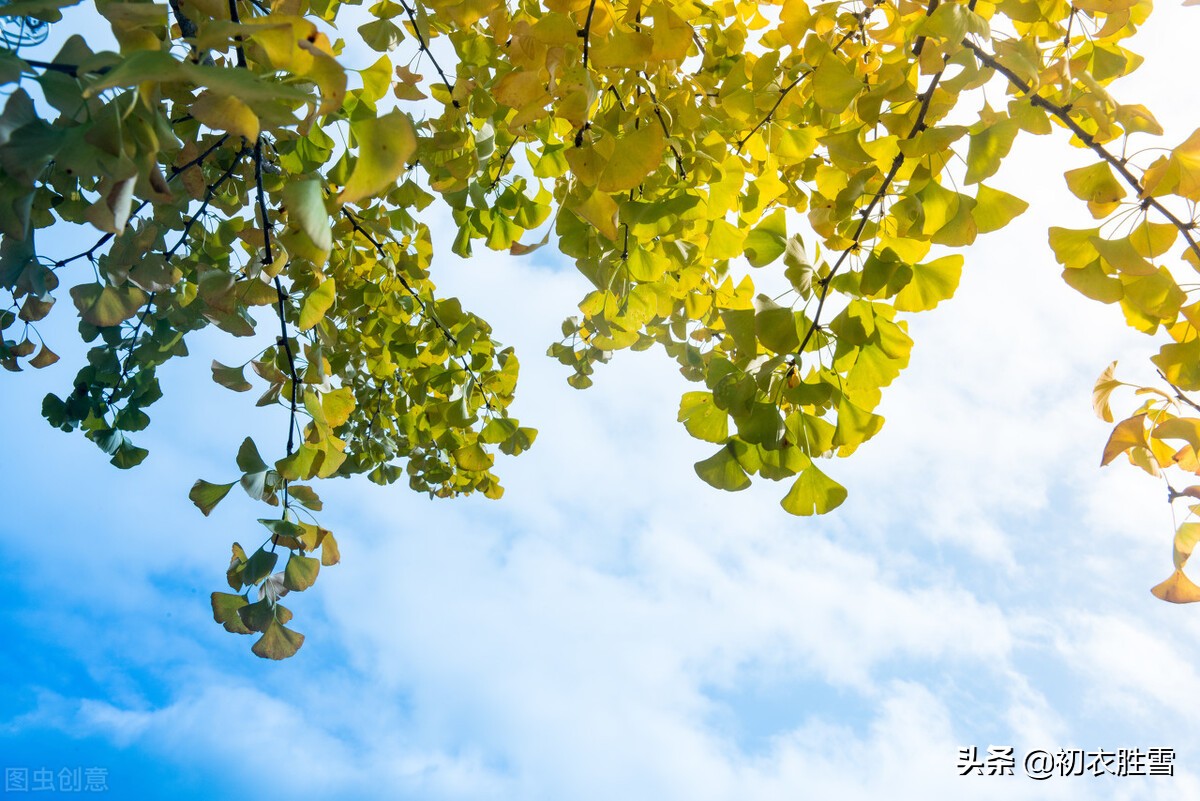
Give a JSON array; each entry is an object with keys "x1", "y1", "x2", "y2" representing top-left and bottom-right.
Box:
[
  {"x1": 1150, "y1": 569, "x2": 1200, "y2": 603},
  {"x1": 1092, "y1": 360, "x2": 1121, "y2": 423},
  {"x1": 1101, "y1": 413, "x2": 1147, "y2": 466}
]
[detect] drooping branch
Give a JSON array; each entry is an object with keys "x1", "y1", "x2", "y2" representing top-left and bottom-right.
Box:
[
  {"x1": 796, "y1": 60, "x2": 949, "y2": 356},
  {"x1": 342, "y1": 207, "x2": 497, "y2": 411},
  {"x1": 963, "y1": 40, "x2": 1200, "y2": 265},
  {"x1": 252, "y1": 137, "x2": 301, "y2": 470}
]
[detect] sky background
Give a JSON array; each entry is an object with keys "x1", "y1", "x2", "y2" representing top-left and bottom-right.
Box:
[{"x1": 4, "y1": 2, "x2": 1200, "y2": 799}]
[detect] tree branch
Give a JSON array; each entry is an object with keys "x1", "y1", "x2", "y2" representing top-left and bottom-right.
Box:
[
  {"x1": 398, "y1": 0, "x2": 459, "y2": 108},
  {"x1": 640, "y1": 80, "x2": 686, "y2": 179},
  {"x1": 796, "y1": 59, "x2": 949, "y2": 356},
  {"x1": 579, "y1": 0, "x2": 598, "y2": 69},
  {"x1": 53, "y1": 135, "x2": 230, "y2": 270},
  {"x1": 736, "y1": 71, "x2": 811, "y2": 153},
  {"x1": 253, "y1": 137, "x2": 302, "y2": 498},
  {"x1": 21, "y1": 59, "x2": 82, "y2": 76},
  {"x1": 962, "y1": 40, "x2": 1200, "y2": 266},
  {"x1": 342, "y1": 207, "x2": 496, "y2": 411}
]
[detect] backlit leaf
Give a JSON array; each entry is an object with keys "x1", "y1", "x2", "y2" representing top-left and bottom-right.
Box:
[{"x1": 338, "y1": 110, "x2": 417, "y2": 204}]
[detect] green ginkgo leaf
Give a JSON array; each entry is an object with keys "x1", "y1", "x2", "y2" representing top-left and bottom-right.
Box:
[
  {"x1": 338, "y1": 111, "x2": 418, "y2": 204},
  {"x1": 189, "y1": 479, "x2": 236, "y2": 516},
  {"x1": 780, "y1": 463, "x2": 847, "y2": 516},
  {"x1": 694, "y1": 445, "x2": 751, "y2": 491},
  {"x1": 252, "y1": 621, "x2": 305, "y2": 660}
]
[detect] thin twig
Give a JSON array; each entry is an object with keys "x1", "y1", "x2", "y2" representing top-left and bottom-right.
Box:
[
  {"x1": 342, "y1": 207, "x2": 496, "y2": 411},
  {"x1": 1158, "y1": 370, "x2": 1200, "y2": 415},
  {"x1": 963, "y1": 40, "x2": 1200, "y2": 265},
  {"x1": 253, "y1": 137, "x2": 301, "y2": 467},
  {"x1": 54, "y1": 135, "x2": 231, "y2": 269},
  {"x1": 736, "y1": 72, "x2": 811, "y2": 153},
  {"x1": 398, "y1": 0, "x2": 459, "y2": 107},
  {"x1": 641, "y1": 80, "x2": 686, "y2": 179},
  {"x1": 796, "y1": 57, "x2": 949, "y2": 356}
]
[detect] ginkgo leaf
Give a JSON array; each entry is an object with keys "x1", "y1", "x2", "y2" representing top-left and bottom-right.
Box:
[
  {"x1": 1092, "y1": 360, "x2": 1121, "y2": 423},
  {"x1": 812, "y1": 58, "x2": 859, "y2": 112},
  {"x1": 283, "y1": 553, "x2": 320, "y2": 592},
  {"x1": 69, "y1": 283, "x2": 147, "y2": 327},
  {"x1": 210, "y1": 592, "x2": 251, "y2": 634},
  {"x1": 211, "y1": 360, "x2": 252, "y2": 392},
  {"x1": 1154, "y1": 418, "x2": 1200, "y2": 453},
  {"x1": 338, "y1": 110, "x2": 417, "y2": 204},
  {"x1": 1151, "y1": 569, "x2": 1200, "y2": 603},
  {"x1": 1141, "y1": 128, "x2": 1200, "y2": 201},
  {"x1": 780, "y1": 463, "x2": 847, "y2": 516},
  {"x1": 1173, "y1": 522, "x2": 1200, "y2": 570},
  {"x1": 1092, "y1": 236, "x2": 1156, "y2": 276},
  {"x1": 1101, "y1": 413, "x2": 1148, "y2": 466},
  {"x1": 744, "y1": 209, "x2": 787, "y2": 267},
  {"x1": 965, "y1": 118, "x2": 1019, "y2": 184},
  {"x1": 694, "y1": 445, "x2": 751, "y2": 491},
  {"x1": 299, "y1": 278, "x2": 335, "y2": 331},
  {"x1": 29, "y1": 344, "x2": 59, "y2": 368},
  {"x1": 282, "y1": 178, "x2": 332, "y2": 252},
  {"x1": 1152, "y1": 340, "x2": 1200, "y2": 391},
  {"x1": 189, "y1": 479, "x2": 236, "y2": 516},
  {"x1": 320, "y1": 532, "x2": 341, "y2": 566},
  {"x1": 1064, "y1": 161, "x2": 1126, "y2": 217},
  {"x1": 252, "y1": 620, "x2": 305, "y2": 659},
  {"x1": 191, "y1": 90, "x2": 259, "y2": 139},
  {"x1": 678, "y1": 392, "x2": 728, "y2": 443},
  {"x1": 242, "y1": 547, "x2": 278, "y2": 585},
  {"x1": 893, "y1": 255, "x2": 963, "y2": 312},
  {"x1": 973, "y1": 185, "x2": 1028, "y2": 233},
  {"x1": 567, "y1": 188, "x2": 619, "y2": 241},
  {"x1": 599, "y1": 124, "x2": 665, "y2": 192}
]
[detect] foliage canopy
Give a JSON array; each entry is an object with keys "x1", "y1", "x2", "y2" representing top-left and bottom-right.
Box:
[{"x1": 3, "y1": 0, "x2": 1200, "y2": 657}]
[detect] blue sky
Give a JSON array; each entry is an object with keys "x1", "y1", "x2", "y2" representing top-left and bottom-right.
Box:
[{"x1": 4, "y1": 3, "x2": 1200, "y2": 799}]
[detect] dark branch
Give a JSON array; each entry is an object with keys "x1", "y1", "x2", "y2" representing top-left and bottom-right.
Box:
[
  {"x1": 736, "y1": 71, "x2": 811, "y2": 154},
  {"x1": 342, "y1": 207, "x2": 496, "y2": 411},
  {"x1": 796, "y1": 58, "x2": 949, "y2": 356},
  {"x1": 253, "y1": 137, "x2": 301, "y2": 474},
  {"x1": 21, "y1": 59, "x2": 81, "y2": 76},
  {"x1": 580, "y1": 0, "x2": 598, "y2": 69},
  {"x1": 641, "y1": 81, "x2": 686, "y2": 179},
  {"x1": 398, "y1": 0, "x2": 460, "y2": 108},
  {"x1": 963, "y1": 40, "x2": 1200, "y2": 266},
  {"x1": 54, "y1": 135, "x2": 231, "y2": 269}
]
